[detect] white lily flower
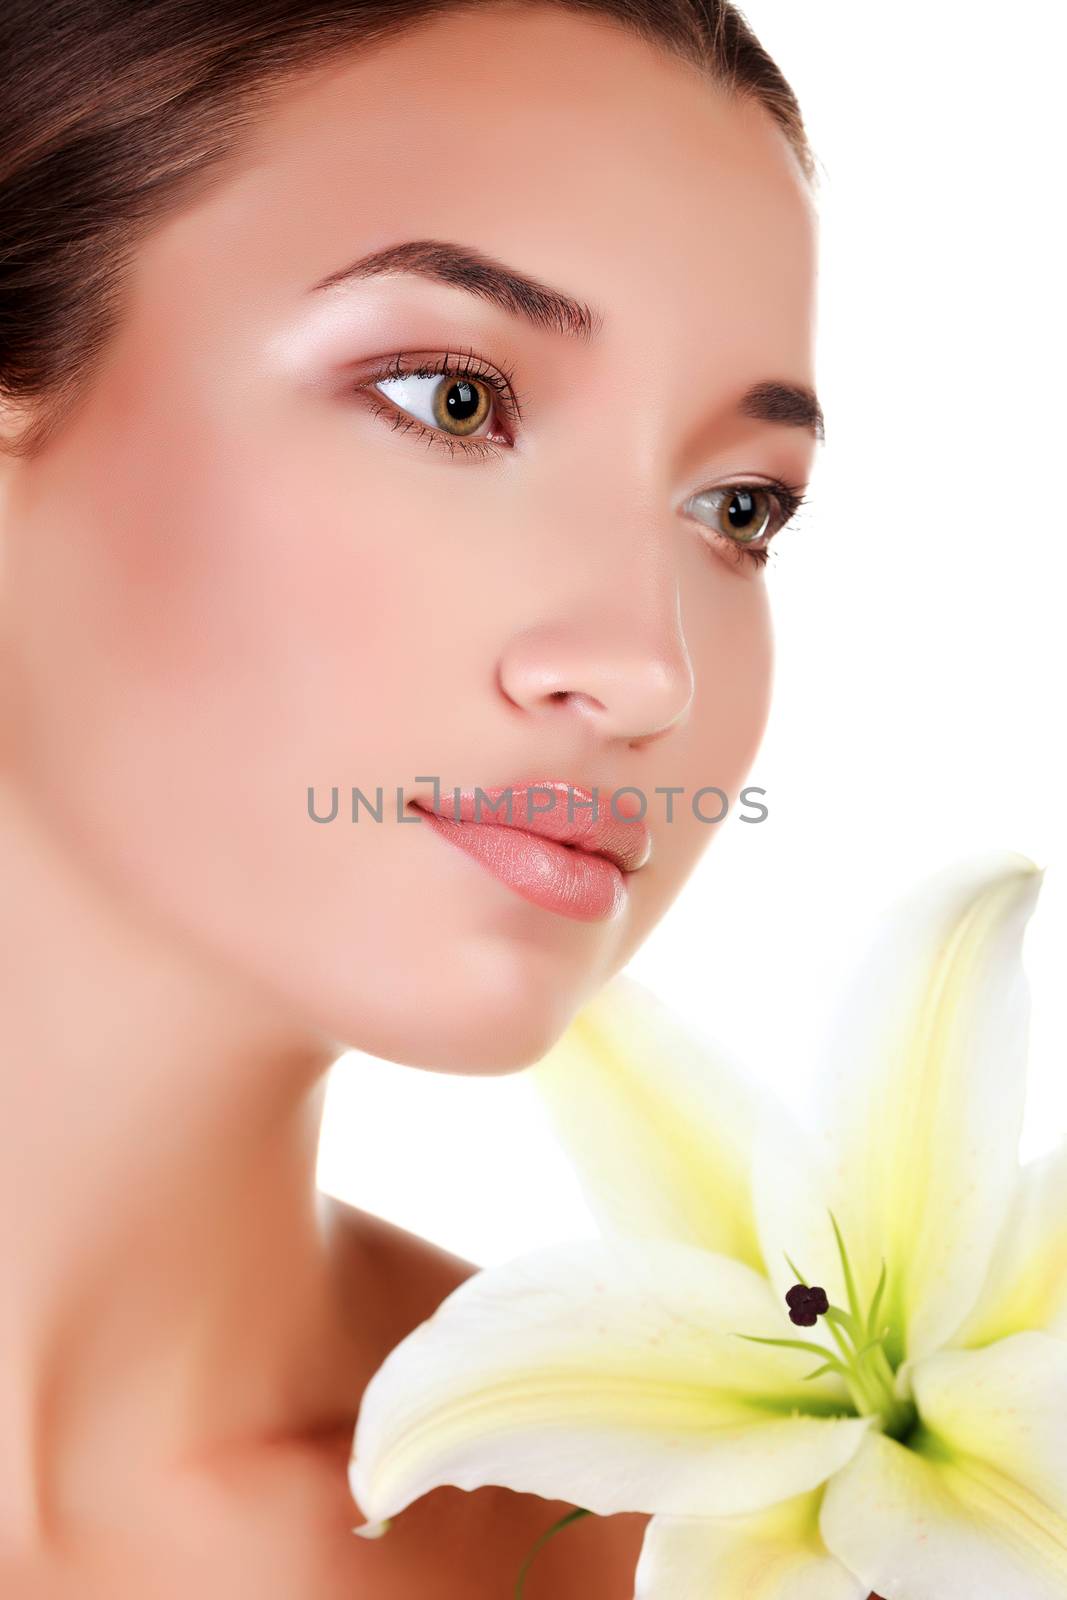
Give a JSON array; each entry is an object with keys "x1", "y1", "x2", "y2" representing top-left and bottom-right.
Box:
[{"x1": 349, "y1": 851, "x2": 1067, "y2": 1599}]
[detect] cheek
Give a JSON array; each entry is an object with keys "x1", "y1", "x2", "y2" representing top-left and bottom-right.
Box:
[
  {"x1": 14, "y1": 402, "x2": 456, "y2": 977},
  {"x1": 690, "y1": 567, "x2": 775, "y2": 782},
  {"x1": 628, "y1": 568, "x2": 773, "y2": 931},
  {"x1": 58, "y1": 397, "x2": 449, "y2": 779}
]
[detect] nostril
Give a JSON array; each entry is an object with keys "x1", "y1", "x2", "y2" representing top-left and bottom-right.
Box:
[{"x1": 554, "y1": 689, "x2": 607, "y2": 717}]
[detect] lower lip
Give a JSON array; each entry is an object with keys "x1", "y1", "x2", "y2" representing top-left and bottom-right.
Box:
[{"x1": 411, "y1": 805, "x2": 627, "y2": 922}]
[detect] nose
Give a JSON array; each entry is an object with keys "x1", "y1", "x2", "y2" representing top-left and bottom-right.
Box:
[{"x1": 496, "y1": 537, "x2": 695, "y2": 747}]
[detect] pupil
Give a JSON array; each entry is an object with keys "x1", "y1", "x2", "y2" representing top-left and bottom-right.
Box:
[
  {"x1": 728, "y1": 489, "x2": 757, "y2": 530},
  {"x1": 445, "y1": 380, "x2": 481, "y2": 421}
]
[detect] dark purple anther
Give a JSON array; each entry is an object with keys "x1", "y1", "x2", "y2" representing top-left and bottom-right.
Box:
[{"x1": 785, "y1": 1283, "x2": 829, "y2": 1327}]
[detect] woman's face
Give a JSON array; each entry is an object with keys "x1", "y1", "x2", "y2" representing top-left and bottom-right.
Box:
[{"x1": 0, "y1": 4, "x2": 819, "y2": 1071}]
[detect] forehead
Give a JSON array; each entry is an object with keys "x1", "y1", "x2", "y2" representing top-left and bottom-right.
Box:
[{"x1": 129, "y1": 4, "x2": 816, "y2": 376}]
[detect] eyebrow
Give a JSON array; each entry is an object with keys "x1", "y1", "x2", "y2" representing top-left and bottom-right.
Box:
[{"x1": 310, "y1": 238, "x2": 825, "y2": 443}]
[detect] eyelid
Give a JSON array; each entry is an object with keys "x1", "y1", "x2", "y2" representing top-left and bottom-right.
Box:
[
  {"x1": 685, "y1": 478, "x2": 808, "y2": 529},
  {"x1": 359, "y1": 346, "x2": 527, "y2": 426}
]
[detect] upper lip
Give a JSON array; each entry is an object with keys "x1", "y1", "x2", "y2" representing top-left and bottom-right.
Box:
[{"x1": 410, "y1": 780, "x2": 652, "y2": 873}]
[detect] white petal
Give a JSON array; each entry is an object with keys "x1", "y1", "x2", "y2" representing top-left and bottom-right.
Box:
[
  {"x1": 634, "y1": 1493, "x2": 868, "y2": 1600},
  {"x1": 531, "y1": 972, "x2": 764, "y2": 1269},
  {"x1": 803, "y1": 851, "x2": 1043, "y2": 1364},
  {"x1": 949, "y1": 1143, "x2": 1067, "y2": 1347},
  {"x1": 820, "y1": 1425, "x2": 1067, "y2": 1599},
  {"x1": 750, "y1": 1102, "x2": 846, "y2": 1361},
  {"x1": 909, "y1": 1331, "x2": 1067, "y2": 1518},
  {"x1": 349, "y1": 1237, "x2": 871, "y2": 1526}
]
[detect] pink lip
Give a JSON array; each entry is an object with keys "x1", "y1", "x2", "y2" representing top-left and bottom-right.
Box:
[{"x1": 409, "y1": 780, "x2": 651, "y2": 922}]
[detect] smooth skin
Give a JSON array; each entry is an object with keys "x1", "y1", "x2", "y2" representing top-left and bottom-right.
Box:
[{"x1": 0, "y1": 3, "x2": 819, "y2": 1592}]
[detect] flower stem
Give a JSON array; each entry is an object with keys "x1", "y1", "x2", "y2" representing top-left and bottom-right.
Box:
[{"x1": 514, "y1": 1507, "x2": 592, "y2": 1598}]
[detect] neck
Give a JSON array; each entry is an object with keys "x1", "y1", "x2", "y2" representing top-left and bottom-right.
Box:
[{"x1": 0, "y1": 772, "x2": 364, "y2": 1552}]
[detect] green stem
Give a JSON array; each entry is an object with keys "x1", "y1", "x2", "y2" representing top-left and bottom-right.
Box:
[
  {"x1": 838, "y1": 1365, "x2": 881, "y2": 1419},
  {"x1": 734, "y1": 1331, "x2": 853, "y2": 1368},
  {"x1": 515, "y1": 1507, "x2": 592, "y2": 1599},
  {"x1": 822, "y1": 1307, "x2": 863, "y2": 1364},
  {"x1": 820, "y1": 1309, "x2": 882, "y2": 1415},
  {"x1": 870, "y1": 1342, "x2": 897, "y2": 1393},
  {"x1": 828, "y1": 1211, "x2": 864, "y2": 1326},
  {"x1": 865, "y1": 1260, "x2": 888, "y2": 1340}
]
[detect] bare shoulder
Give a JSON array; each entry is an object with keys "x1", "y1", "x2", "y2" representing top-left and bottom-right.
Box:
[
  {"x1": 322, "y1": 1195, "x2": 650, "y2": 1597},
  {"x1": 7, "y1": 1205, "x2": 646, "y2": 1600},
  {"x1": 318, "y1": 1190, "x2": 478, "y2": 1348}
]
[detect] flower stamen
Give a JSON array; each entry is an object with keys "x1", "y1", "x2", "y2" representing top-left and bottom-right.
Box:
[
  {"x1": 785, "y1": 1283, "x2": 828, "y2": 1326},
  {"x1": 733, "y1": 1211, "x2": 918, "y2": 1440}
]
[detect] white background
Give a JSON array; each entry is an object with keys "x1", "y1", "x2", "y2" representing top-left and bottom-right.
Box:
[{"x1": 317, "y1": 0, "x2": 1067, "y2": 1264}]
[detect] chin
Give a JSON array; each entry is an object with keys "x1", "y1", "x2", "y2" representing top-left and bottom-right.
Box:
[{"x1": 313, "y1": 937, "x2": 594, "y2": 1076}]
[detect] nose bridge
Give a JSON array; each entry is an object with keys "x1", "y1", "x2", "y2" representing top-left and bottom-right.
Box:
[{"x1": 497, "y1": 493, "x2": 696, "y2": 743}]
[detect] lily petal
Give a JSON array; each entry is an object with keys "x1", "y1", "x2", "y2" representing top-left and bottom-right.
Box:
[
  {"x1": 531, "y1": 973, "x2": 763, "y2": 1269},
  {"x1": 349, "y1": 1238, "x2": 871, "y2": 1527},
  {"x1": 949, "y1": 1143, "x2": 1067, "y2": 1348},
  {"x1": 909, "y1": 1331, "x2": 1067, "y2": 1519},
  {"x1": 634, "y1": 1492, "x2": 869, "y2": 1600},
  {"x1": 820, "y1": 1337, "x2": 1067, "y2": 1600},
  {"x1": 806, "y1": 851, "x2": 1043, "y2": 1365},
  {"x1": 750, "y1": 1099, "x2": 846, "y2": 1350}
]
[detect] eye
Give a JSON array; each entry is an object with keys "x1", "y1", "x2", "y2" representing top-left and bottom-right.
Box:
[
  {"x1": 375, "y1": 371, "x2": 492, "y2": 438},
  {"x1": 359, "y1": 348, "x2": 523, "y2": 460},
  {"x1": 683, "y1": 481, "x2": 809, "y2": 570}
]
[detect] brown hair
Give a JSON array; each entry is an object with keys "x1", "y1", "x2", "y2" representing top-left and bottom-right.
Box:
[{"x1": 0, "y1": 0, "x2": 816, "y2": 458}]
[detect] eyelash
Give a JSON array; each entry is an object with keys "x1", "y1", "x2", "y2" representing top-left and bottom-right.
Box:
[{"x1": 355, "y1": 348, "x2": 809, "y2": 569}]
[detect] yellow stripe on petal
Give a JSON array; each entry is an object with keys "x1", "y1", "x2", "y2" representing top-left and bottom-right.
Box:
[
  {"x1": 531, "y1": 973, "x2": 763, "y2": 1269},
  {"x1": 349, "y1": 1237, "x2": 870, "y2": 1527},
  {"x1": 635, "y1": 1492, "x2": 869, "y2": 1600},
  {"x1": 949, "y1": 1143, "x2": 1067, "y2": 1348},
  {"x1": 909, "y1": 1332, "x2": 1067, "y2": 1519},
  {"x1": 821, "y1": 1427, "x2": 1067, "y2": 1600},
  {"x1": 809, "y1": 851, "x2": 1044, "y2": 1365}
]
